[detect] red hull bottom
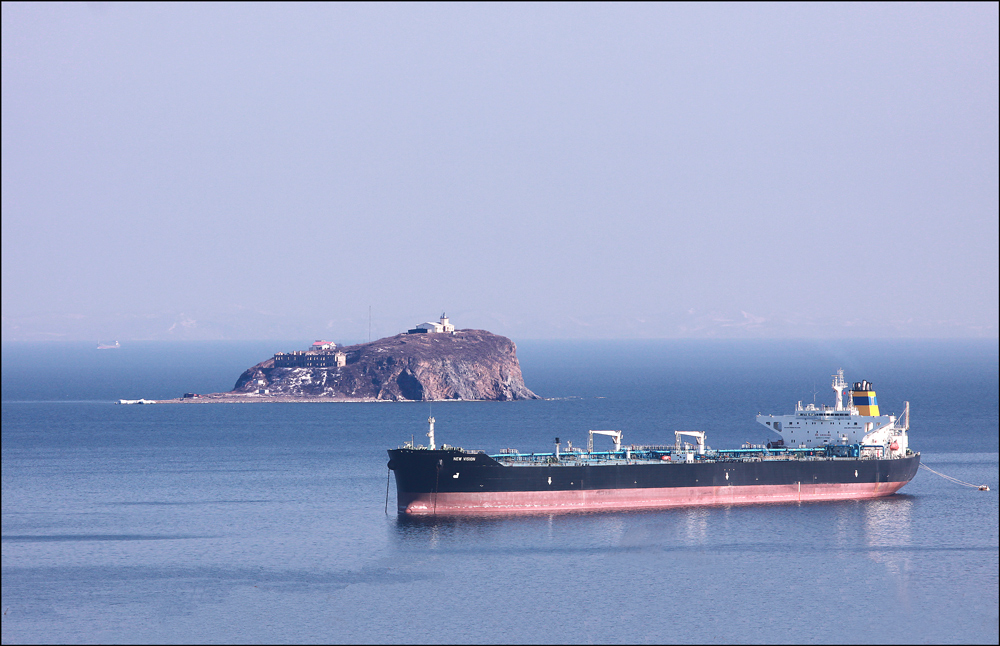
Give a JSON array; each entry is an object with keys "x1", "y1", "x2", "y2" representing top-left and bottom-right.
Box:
[{"x1": 398, "y1": 481, "x2": 910, "y2": 515}]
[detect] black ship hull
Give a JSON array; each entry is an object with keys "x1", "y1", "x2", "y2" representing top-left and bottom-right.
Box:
[{"x1": 387, "y1": 448, "x2": 921, "y2": 515}]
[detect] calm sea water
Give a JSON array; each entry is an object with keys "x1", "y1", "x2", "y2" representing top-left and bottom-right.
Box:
[{"x1": 2, "y1": 339, "x2": 997, "y2": 644}]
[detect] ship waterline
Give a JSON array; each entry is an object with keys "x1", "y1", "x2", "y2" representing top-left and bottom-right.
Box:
[{"x1": 398, "y1": 481, "x2": 915, "y2": 515}]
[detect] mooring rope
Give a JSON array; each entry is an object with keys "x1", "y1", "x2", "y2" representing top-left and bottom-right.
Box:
[
  {"x1": 385, "y1": 467, "x2": 391, "y2": 514},
  {"x1": 920, "y1": 463, "x2": 990, "y2": 490}
]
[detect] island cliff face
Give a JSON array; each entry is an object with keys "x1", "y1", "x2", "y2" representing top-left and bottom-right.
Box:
[{"x1": 232, "y1": 330, "x2": 538, "y2": 401}]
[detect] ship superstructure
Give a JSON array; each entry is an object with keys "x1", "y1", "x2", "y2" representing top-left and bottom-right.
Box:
[{"x1": 756, "y1": 369, "x2": 909, "y2": 456}]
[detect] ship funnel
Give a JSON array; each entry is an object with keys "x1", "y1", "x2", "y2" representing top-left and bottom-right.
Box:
[{"x1": 851, "y1": 380, "x2": 879, "y2": 417}]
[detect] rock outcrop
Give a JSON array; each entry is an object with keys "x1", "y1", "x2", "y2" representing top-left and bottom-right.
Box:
[{"x1": 232, "y1": 330, "x2": 538, "y2": 401}]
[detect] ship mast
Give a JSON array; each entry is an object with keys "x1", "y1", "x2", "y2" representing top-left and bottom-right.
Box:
[
  {"x1": 832, "y1": 369, "x2": 846, "y2": 411},
  {"x1": 427, "y1": 416, "x2": 436, "y2": 450}
]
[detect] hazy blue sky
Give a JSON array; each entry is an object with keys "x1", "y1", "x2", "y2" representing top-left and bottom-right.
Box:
[{"x1": 3, "y1": 2, "x2": 997, "y2": 342}]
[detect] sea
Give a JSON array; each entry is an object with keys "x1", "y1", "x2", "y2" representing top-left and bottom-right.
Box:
[{"x1": 2, "y1": 339, "x2": 997, "y2": 644}]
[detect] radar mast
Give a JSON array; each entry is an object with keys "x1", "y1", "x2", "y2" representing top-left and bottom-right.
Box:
[{"x1": 832, "y1": 369, "x2": 847, "y2": 411}]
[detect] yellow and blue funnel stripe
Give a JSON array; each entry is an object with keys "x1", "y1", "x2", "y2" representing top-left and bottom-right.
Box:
[{"x1": 851, "y1": 381, "x2": 879, "y2": 416}]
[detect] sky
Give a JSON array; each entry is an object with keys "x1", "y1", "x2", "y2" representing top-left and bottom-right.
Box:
[{"x1": 2, "y1": 2, "x2": 997, "y2": 342}]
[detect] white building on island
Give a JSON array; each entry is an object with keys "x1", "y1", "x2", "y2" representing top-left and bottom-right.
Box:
[{"x1": 408, "y1": 313, "x2": 456, "y2": 334}]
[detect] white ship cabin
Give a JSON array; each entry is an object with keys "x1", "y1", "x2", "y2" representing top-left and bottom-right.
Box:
[{"x1": 756, "y1": 369, "x2": 908, "y2": 455}]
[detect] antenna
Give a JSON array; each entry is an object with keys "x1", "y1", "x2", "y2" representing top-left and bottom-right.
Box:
[
  {"x1": 368, "y1": 305, "x2": 372, "y2": 342},
  {"x1": 811, "y1": 383, "x2": 819, "y2": 405}
]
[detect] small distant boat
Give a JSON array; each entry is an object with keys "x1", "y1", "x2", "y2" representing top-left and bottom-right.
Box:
[{"x1": 97, "y1": 341, "x2": 120, "y2": 350}]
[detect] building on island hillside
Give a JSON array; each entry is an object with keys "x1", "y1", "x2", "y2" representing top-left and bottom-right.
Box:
[
  {"x1": 408, "y1": 313, "x2": 456, "y2": 334},
  {"x1": 273, "y1": 351, "x2": 347, "y2": 368},
  {"x1": 272, "y1": 339, "x2": 346, "y2": 368}
]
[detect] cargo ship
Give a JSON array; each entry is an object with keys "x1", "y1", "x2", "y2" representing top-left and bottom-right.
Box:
[{"x1": 387, "y1": 371, "x2": 920, "y2": 515}]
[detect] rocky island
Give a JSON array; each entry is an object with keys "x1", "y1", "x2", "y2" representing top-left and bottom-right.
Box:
[{"x1": 166, "y1": 320, "x2": 538, "y2": 403}]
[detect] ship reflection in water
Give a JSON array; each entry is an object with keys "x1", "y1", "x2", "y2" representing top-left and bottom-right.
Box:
[
  {"x1": 390, "y1": 496, "x2": 914, "y2": 556},
  {"x1": 864, "y1": 495, "x2": 916, "y2": 610}
]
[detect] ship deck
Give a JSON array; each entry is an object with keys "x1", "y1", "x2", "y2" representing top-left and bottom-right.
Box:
[{"x1": 487, "y1": 445, "x2": 902, "y2": 466}]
